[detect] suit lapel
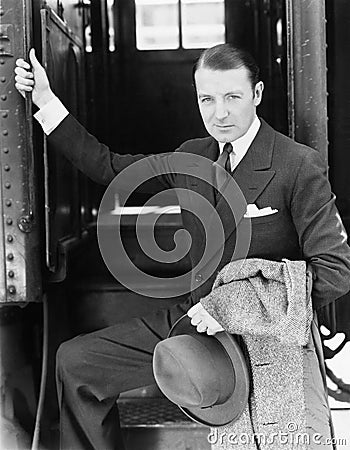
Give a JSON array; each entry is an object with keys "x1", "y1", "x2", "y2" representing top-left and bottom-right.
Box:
[
  {"x1": 182, "y1": 121, "x2": 277, "y2": 270},
  {"x1": 232, "y1": 118, "x2": 276, "y2": 204},
  {"x1": 208, "y1": 119, "x2": 276, "y2": 250}
]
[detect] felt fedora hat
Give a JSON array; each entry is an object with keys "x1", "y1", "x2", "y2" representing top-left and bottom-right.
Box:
[{"x1": 153, "y1": 314, "x2": 249, "y2": 427}]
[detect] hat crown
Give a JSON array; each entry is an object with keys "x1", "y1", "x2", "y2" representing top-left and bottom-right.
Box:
[{"x1": 153, "y1": 334, "x2": 235, "y2": 409}]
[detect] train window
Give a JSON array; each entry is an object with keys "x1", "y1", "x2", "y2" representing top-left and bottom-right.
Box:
[
  {"x1": 135, "y1": 0, "x2": 180, "y2": 50},
  {"x1": 181, "y1": 0, "x2": 225, "y2": 49},
  {"x1": 135, "y1": 0, "x2": 225, "y2": 50}
]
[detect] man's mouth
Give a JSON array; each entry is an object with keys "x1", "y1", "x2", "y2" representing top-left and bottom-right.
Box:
[{"x1": 215, "y1": 124, "x2": 234, "y2": 129}]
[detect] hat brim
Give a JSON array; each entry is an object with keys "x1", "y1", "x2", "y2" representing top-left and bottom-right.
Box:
[{"x1": 168, "y1": 314, "x2": 249, "y2": 427}]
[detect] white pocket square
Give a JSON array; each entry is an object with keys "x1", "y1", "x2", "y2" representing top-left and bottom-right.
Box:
[{"x1": 244, "y1": 204, "x2": 278, "y2": 218}]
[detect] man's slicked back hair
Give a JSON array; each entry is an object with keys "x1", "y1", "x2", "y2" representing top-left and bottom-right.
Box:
[{"x1": 193, "y1": 44, "x2": 260, "y2": 88}]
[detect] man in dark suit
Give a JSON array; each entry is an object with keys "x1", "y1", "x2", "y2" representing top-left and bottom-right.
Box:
[{"x1": 15, "y1": 44, "x2": 350, "y2": 449}]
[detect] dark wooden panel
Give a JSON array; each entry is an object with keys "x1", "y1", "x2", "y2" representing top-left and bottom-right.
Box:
[
  {"x1": 111, "y1": 56, "x2": 206, "y2": 155},
  {"x1": 327, "y1": 0, "x2": 350, "y2": 232},
  {"x1": 41, "y1": 8, "x2": 96, "y2": 278}
]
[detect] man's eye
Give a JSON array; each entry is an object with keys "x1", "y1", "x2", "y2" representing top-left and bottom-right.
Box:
[
  {"x1": 227, "y1": 95, "x2": 240, "y2": 100},
  {"x1": 201, "y1": 98, "x2": 212, "y2": 104}
]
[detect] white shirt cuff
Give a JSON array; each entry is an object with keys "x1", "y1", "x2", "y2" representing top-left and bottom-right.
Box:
[{"x1": 34, "y1": 96, "x2": 69, "y2": 135}]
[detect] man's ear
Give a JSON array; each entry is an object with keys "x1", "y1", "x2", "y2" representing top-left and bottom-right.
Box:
[{"x1": 253, "y1": 81, "x2": 264, "y2": 106}]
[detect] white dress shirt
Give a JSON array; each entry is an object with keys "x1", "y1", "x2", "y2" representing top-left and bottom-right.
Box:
[
  {"x1": 34, "y1": 96, "x2": 69, "y2": 135},
  {"x1": 218, "y1": 116, "x2": 261, "y2": 171}
]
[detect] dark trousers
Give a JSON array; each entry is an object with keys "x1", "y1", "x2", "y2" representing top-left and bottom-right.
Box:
[{"x1": 55, "y1": 297, "x2": 192, "y2": 450}]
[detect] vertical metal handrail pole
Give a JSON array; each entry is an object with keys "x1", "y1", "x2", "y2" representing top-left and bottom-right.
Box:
[{"x1": 286, "y1": 0, "x2": 328, "y2": 163}]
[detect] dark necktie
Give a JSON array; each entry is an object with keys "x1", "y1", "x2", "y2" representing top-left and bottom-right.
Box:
[{"x1": 214, "y1": 142, "x2": 234, "y2": 193}]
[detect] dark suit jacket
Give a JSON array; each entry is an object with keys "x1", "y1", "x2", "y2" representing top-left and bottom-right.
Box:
[{"x1": 48, "y1": 115, "x2": 350, "y2": 309}]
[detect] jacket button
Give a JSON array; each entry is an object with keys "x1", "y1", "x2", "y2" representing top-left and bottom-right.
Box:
[{"x1": 195, "y1": 273, "x2": 202, "y2": 282}]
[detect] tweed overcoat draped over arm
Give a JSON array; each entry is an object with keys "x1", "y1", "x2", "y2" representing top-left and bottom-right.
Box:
[{"x1": 201, "y1": 258, "x2": 313, "y2": 450}]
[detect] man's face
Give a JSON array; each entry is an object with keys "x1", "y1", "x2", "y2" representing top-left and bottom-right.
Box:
[{"x1": 195, "y1": 66, "x2": 264, "y2": 143}]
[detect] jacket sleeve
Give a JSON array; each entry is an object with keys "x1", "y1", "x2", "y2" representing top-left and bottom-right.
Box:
[
  {"x1": 291, "y1": 149, "x2": 350, "y2": 309},
  {"x1": 47, "y1": 113, "x2": 176, "y2": 190}
]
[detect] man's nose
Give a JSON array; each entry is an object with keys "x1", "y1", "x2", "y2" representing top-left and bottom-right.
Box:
[{"x1": 215, "y1": 101, "x2": 229, "y2": 120}]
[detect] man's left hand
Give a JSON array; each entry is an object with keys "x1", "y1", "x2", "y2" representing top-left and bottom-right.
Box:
[{"x1": 187, "y1": 302, "x2": 224, "y2": 335}]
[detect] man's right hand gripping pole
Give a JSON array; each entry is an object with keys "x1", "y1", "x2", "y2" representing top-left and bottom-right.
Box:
[{"x1": 15, "y1": 48, "x2": 55, "y2": 109}]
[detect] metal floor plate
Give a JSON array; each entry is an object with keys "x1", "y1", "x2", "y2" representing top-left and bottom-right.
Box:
[{"x1": 118, "y1": 398, "x2": 204, "y2": 428}]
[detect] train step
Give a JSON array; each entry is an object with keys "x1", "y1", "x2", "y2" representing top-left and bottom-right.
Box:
[{"x1": 119, "y1": 398, "x2": 211, "y2": 450}]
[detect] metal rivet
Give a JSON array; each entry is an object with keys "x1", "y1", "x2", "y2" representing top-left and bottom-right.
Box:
[
  {"x1": 7, "y1": 253, "x2": 14, "y2": 261},
  {"x1": 1, "y1": 95, "x2": 7, "y2": 100},
  {"x1": 7, "y1": 235, "x2": 13, "y2": 242},
  {"x1": 3, "y1": 129, "x2": 8, "y2": 135},
  {"x1": 3, "y1": 147, "x2": 9, "y2": 153},
  {"x1": 8, "y1": 286, "x2": 16, "y2": 295},
  {"x1": 0, "y1": 59, "x2": 4, "y2": 65},
  {"x1": 0, "y1": 10, "x2": 4, "y2": 16},
  {"x1": 5, "y1": 199, "x2": 11, "y2": 206},
  {"x1": 2, "y1": 111, "x2": 7, "y2": 118},
  {"x1": 4, "y1": 165, "x2": 10, "y2": 171},
  {"x1": 5, "y1": 182, "x2": 10, "y2": 189},
  {"x1": 6, "y1": 218, "x2": 13, "y2": 225},
  {"x1": 0, "y1": 77, "x2": 5, "y2": 82},
  {"x1": 8, "y1": 270, "x2": 14, "y2": 278}
]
